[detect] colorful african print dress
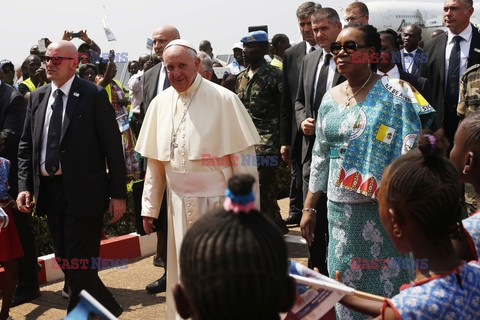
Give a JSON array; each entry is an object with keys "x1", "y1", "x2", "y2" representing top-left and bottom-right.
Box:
[
  {"x1": 383, "y1": 261, "x2": 480, "y2": 319},
  {"x1": 310, "y1": 76, "x2": 435, "y2": 319},
  {"x1": 463, "y1": 211, "x2": 480, "y2": 260},
  {"x1": 108, "y1": 80, "x2": 141, "y2": 182}
]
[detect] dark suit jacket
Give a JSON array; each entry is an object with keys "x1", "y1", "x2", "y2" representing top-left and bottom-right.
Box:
[
  {"x1": 420, "y1": 25, "x2": 480, "y2": 127},
  {"x1": 295, "y1": 50, "x2": 346, "y2": 164},
  {"x1": 18, "y1": 76, "x2": 127, "y2": 217},
  {"x1": 280, "y1": 41, "x2": 307, "y2": 149},
  {"x1": 0, "y1": 82, "x2": 27, "y2": 196},
  {"x1": 142, "y1": 62, "x2": 163, "y2": 118}
]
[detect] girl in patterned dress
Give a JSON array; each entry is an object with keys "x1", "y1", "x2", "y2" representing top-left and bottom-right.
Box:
[
  {"x1": 450, "y1": 111, "x2": 480, "y2": 261},
  {"x1": 0, "y1": 133, "x2": 24, "y2": 320},
  {"x1": 338, "y1": 131, "x2": 480, "y2": 319}
]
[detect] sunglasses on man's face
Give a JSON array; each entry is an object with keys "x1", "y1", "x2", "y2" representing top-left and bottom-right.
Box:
[
  {"x1": 44, "y1": 56, "x2": 75, "y2": 65},
  {"x1": 330, "y1": 41, "x2": 368, "y2": 55}
]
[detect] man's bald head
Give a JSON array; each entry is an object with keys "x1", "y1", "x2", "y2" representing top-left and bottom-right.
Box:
[
  {"x1": 402, "y1": 24, "x2": 422, "y2": 52},
  {"x1": 45, "y1": 40, "x2": 79, "y2": 87},
  {"x1": 152, "y1": 25, "x2": 180, "y2": 60},
  {"x1": 163, "y1": 43, "x2": 200, "y2": 93}
]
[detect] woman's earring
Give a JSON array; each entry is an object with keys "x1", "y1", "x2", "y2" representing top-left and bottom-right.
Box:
[{"x1": 393, "y1": 224, "x2": 403, "y2": 237}]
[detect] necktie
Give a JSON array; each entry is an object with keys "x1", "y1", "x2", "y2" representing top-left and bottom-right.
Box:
[
  {"x1": 446, "y1": 36, "x2": 462, "y2": 108},
  {"x1": 404, "y1": 52, "x2": 413, "y2": 57},
  {"x1": 45, "y1": 89, "x2": 64, "y2": 176},
  {"x1": 313, "y1": 53, "x2": 332, "y2": 113},
  {"x1": 163, "y1": 66, "x2": 171, "y2": 90},
  {"x1": 309, "y1": 46, "x2": 316, "y2": 53}
]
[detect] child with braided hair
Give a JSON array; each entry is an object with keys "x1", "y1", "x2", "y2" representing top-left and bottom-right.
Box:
[
  {"x1": 172, "y1": 174, "x2": 296, "y2": 320},
  {"x1": 451, "y1": 111, "x2": 480, "y2": 261},
  {"x1": 336, "y1": 130, "x2": 480, "y2": 319}
]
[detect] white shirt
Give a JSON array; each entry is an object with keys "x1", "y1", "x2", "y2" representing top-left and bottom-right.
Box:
[
  {"x1": 445, "y1": 24, "x2": 472, "y2": 102},
  {"x1": 156, "y1": 64, "x2": 169, "y2": 95},
  {"x1": 377, "y1": 65, "x2": 401, "y2": 79},
  {"x1": 313, "y1": 50, "x2": 335, "y2": 99},
  {"x1": 40, "y1": 75, "x2": 75, "y2": 176},
  {"x1": 305, "y1": 42, "x2": 321, "y2": 55},
  {"x1": 401, "y1": 48, "x2": 418, "y2": 73},
  {"x1": 127, "y1": 70, "x2": 144, "y2": 114}
]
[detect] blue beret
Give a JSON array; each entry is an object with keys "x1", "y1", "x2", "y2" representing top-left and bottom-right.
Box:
[{"x1": 241, "y1": 31, "x2": 269, "y2": 44}]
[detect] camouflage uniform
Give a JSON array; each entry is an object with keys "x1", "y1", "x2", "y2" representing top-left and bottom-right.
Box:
[
  {"x1": 458, "y1": 64, "x2": 480, "y2": 215},
  {"x1": 236, "y1": 61, "x2": 287, "y2": 231},
  {"x1": 458, "y1": 64, "x2": 480, "y2": 118},
  {"x1": 236, "y1": 61, "x2": 282, "y2": 155}
]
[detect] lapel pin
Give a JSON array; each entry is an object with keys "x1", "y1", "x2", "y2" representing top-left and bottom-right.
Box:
[
  {"x1": 73, "y1": 92, "x2": 80, "y2": 97},
  {"x1": 475, "y1": 48, "x2": 480, "y2": 53}
]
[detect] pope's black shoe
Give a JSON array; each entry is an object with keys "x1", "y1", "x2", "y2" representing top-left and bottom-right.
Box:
[
  {"x1": 146, "y1": 274, "x2": 167, "y2": 294},
  {"x1": 284, "y1": 212, "x2": 302, "y2": 225}
]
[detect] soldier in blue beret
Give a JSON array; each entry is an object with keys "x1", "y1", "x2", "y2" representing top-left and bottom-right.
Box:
[
  {"x1": 240, "y1": 31, "x2": 269, "y2": 44},
  {"x1": 236, "y1": 30, "x2": 288, "y2": 233}
]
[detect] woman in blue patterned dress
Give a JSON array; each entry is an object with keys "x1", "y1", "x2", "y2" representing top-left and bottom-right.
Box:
[{"x1": 300, "y1": 24, "x2": 435, "y2": 319}]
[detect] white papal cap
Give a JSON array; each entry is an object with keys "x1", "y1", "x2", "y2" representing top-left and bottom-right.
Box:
[{"x1": 164, "y1": 39, "x2": 197, "y2": 53}]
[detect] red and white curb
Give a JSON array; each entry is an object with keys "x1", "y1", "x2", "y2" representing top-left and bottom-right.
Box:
[
  {"x1": 0, "y1": 233, "x2": 305, "y2": 287},
  {"x1": 0, "y1": 232, "x2": 157, "y2": 287}
]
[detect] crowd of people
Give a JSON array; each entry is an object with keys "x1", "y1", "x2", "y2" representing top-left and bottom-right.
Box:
[{"x1": 1, "y1": 0, "x2": 480, "y2": 319}]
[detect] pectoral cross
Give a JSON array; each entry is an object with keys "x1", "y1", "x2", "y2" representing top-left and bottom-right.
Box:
[{"x1": 171, "y1": 135, "x2": 178, "y2": 159}]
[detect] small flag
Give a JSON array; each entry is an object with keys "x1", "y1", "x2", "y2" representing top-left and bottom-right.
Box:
[
  {"x1": 146, "y1": 38, "x2": 153, "y2": 50},
  {"x1": 102, "y1": 6, "x2": 117, "y2": 42},
  {"x1": 376, "y1": 124, "x2": 395, "y2": 144}
]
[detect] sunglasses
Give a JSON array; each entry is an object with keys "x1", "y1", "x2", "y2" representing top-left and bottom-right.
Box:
[
  {"x1": 44, "y1": 56, "x2": 75, "y2": 65},
  {"x1": 330, "y1": 41, "x2": 368, "y2": 55}
]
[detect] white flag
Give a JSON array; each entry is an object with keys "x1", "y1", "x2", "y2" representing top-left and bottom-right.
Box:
[{"x1": 102, "y1": 7, "x2": 117, "y2": 42}]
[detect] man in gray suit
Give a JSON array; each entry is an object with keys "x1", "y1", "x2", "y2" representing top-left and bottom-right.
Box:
[
  {"x1": 280, "y1": 2, "x2": 322, "y2": 226},
  {"x1": 295, "y1": 7, "x2": 345, "y2": 275},
  {"x1": 141, "y1": 25, "x2": 180, "y2": 294}
]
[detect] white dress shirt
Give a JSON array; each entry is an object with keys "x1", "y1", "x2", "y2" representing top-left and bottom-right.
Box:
[
  {"x1": 377, "y1": 65, "x2": 401, "y2": 79},
  {"x1": 40, "y1": 75, "x2": 75, "y2": 176},
  {"x1": 313, "y1": 49, "x2": 336, "y2": 99},
  {"x1": 401, "y1": 48, "x2": 418, "y2": 73},
  {"x1": 306, "y1": 42, "x2": 321, "y2": 55},
  {"x1": 445, "y1": 24, "x2": 472, "y2": 102},
  {"x1": 156, "y1": 64, "x2": 169, "y2": 95}
]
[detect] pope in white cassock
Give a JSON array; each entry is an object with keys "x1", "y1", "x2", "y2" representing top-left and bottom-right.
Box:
[{"x1": 135, "y1": 39, "x2": 261, "y2": 320}]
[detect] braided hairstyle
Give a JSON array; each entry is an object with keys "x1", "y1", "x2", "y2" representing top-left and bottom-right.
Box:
[
  {"x1": 384, "y1": 130, "x2": 463, "y2": 242},
  {"x1": 179, "y1": 174, "x2": 294, "y2": 320}
]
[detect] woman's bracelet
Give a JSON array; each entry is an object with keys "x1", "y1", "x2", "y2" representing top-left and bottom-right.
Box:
[{"x1": 302, "y1": 208, "x2": 317, "y2": 214}]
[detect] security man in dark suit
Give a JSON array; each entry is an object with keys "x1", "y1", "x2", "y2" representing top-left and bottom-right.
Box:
[
  {"x1": 295, "y1": 7, "x2": 345, "y2": 275},
  {"x1": 420, "y1": 0, "x2": 480, "y2": 145},
  {"x1": 17, "y1": 41, "x2": 126, "y2": 316},
  {"x1": 400, "y1": 24, "x2": 424, "y2": 78},
  {"x1": 280, "y1": 1, "x2": 322, "y2": 226}
]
